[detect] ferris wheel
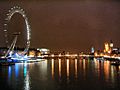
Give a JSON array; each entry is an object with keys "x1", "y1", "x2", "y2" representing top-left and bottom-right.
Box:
[{"x1": 4, "y1": 6, "x2": 31, "y2": 56}]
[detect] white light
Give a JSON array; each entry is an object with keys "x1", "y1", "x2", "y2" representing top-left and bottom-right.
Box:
[
  {"x1": 8, "y1": 10, "x2": 11, "y2": 12},
  {"x1": 110, "y1": 43, "x2": 113, "y2": 47},
  {"x1": 21, "y1": 9, "x2": 23, "y2": 11},
  {"x1": 51, "y1": 54, "x2": 54, "y2": 57},
  {"x1": 15, "y1": 10, "x2": 19, "y2": 13},
  {"x1": 37, "y1": 48, "x2": 40, "y2": 51},
  {"x1": 74, "y1": 54, "x2": 78, "y2": 57},
  {"x1": 23, "y1": 14, "x2": 26, "y2": 17},
  {"x1": 65, "y1": 54, "x2": 70, "y2": 57},
  {"x1": 59, "y1": 54, "x2": 61, "y2": 57},
  {"x1": 113, "y1": 48, "x2": 118, "y2": 51},
  {"x1": 6, "y1": 13, "x2": 9, "y2": 16},
  {"x1": 4, "y1": 30, "x2": 7, "y2": 32},
  {"x1": 40, "y1": 49, "x2": 49, "y2": 52}
]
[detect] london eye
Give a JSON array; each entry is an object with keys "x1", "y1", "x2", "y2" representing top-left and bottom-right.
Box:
[{"x1": 4, "y1": 6, "x2": 31, "y2": 59}]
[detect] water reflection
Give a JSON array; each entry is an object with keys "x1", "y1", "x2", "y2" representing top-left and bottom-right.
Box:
[
  {"x1": 8, "y1": 66, "x2": 12, "y2": 85},
  {"x1": 83, "y1": 59, "x2": 86, "y2": 70},
  {"x1": 39, "y1": 60, "x2": 48, "y2": 80},
  {"x1": 93, "y1": 59, "x2": 118, "y2": 85},
  {"x1": 24, "y1": 62, "x2": 27, "y2": 77},
  {"x1": 75, "y1": 59, "x2": 77, "y2": 79},
  {"x1": 49, "y1": 58, "x2": 119, "y2": 84},
  {"x1": 23, "y1": 63, "x2": 30, "y2": 90},
  {"x1": 94, "y1": 58, "x2": 100, "y2": 77},
  {"x1": 24, "y1": 72, "x2": 30, "y2": 90},
  {"x1": 1, "y1": 58, "x2": 120, "y2": 90},
  {"x1": 111, "y1": 66, "x2": 115, "y2": 83},
  {"x1": 66, "y1": 59, "x2": 69, "y2": 81},
  {"x1": 59, "y1": 59, "x2": 61, "y2": 79},
  {"x1": 104, "y1": 61, "x2": 110, "y2": 81},
  {"x1": 83, "y1": 59, "x2": 86, "y2": 78},
  {"x1": 15, "y1": 64, "x2": 19, "y2": 77},
  {"x1": 8, "y1": 66, "x2": 12, "y2": 78},
  {"x1": 51, "y1": 59, "x2": 54, "y2": 79}
]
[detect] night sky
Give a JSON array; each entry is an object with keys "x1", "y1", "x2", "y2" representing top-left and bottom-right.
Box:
[{"x1": 0, "y1": 0, "x2": 120, "y2": 53}]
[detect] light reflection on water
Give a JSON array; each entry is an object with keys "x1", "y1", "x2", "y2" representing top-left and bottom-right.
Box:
[
  {"x1": 23, "y1": 62, "x2": 30, "y2": 90},
  {"x1": 75, "y1": 59, "x2": 77, "y2": 79},
  {"x1": 15, "y1": 63, "x2": 19, "y2": 77},
  {"x1": 1, "y1": 58, "x2": 120, "y2": 90},
  {"x1": 104, "y1": 60, "x2": 110, "y2": 81},
  {"x1": 66, "y1": 59, "x2": 69, "y2": 81},
  {"x1": 8, "y1": 66, "x2": 12, "y2": 78},
  {"x1": 51, "y1": 59, "x2": 54, "y2": 79},
  {"x1": 59, "y1": 59, "x2": 61, "y2": 79}
]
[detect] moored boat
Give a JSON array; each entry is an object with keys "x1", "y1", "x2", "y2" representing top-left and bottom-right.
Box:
[
  {"x1": 0, "y1": 57, "x2": 15, "y2": 66},
  {"x1": 0, "y1": 62, "x2": 15, "y2": 66},
  {"x1": 110, "y1": 61, "x2": 120, "y2": 66}
]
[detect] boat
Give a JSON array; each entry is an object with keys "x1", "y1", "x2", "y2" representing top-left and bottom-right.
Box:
[
  {"x1": 110, "y1": 61, "x2": 120, "y2": 66},
  {"x1": 0, "y1": 57, "x2": 15, "y2": 66},
  {"x1": 0, "y1": 62, "x2": 15, "y2": 66},
  {"x1": 96, "y1": 57, "x2": 104, "y2": 61}
]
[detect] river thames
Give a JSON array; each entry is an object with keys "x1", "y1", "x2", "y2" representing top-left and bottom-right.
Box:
[{"x1": 0, "y1": 58, "x2": 120, "y2": 90}]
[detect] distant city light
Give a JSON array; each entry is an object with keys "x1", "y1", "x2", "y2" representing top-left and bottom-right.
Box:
[
  {"x1": 59, "y1": 54, "x2": 61, "y2": 57},
  {"x1": 51, "y1": 54, "x2": 54, "y2": 57}
]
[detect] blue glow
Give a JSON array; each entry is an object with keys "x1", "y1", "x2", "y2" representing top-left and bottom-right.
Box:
[
  {"x1": 8, "y1": 52, "x2": 29, "y2": 62},
  {"x1": 24, "y1": 63, "x2": 27, "y2": 77},
  {"x1": 15, "y1": 64, "x2": 19, "y2": 77},
  {"x1": 7, "y1": 59, "x2": 13, "y2": 62},
  {"x1": 8, "y1": 66, "x2": 12, "y2": 78}
]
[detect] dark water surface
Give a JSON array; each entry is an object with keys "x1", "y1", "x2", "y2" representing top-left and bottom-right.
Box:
[{"x1": 0, "y1": 58, "x2": 120, "y2": 90}]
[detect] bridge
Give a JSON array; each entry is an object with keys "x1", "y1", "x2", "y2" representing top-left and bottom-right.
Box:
[{"x1": 35, "y1": 53, "x2": 120, "y2": 61}]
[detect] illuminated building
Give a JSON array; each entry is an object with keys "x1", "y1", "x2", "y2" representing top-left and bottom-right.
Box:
[
  {"x1": 104, "y1": 42, "x2": 111, "y2": 53},
  {"x1": 104, "y1": 41, "x2": 114, "y2": 54},
  {"x1": 91, "y1": 46, "x2": 95, "y2": 54},
  {"x1": 37, "y1": 48, "x2": 50, "y2": 55},
  {"x1": 110, "y1": 40, "x2": 113, "y2": 48},
  {"x1": 29, "y1": 50, "x2": 35, "y2": 57}
]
